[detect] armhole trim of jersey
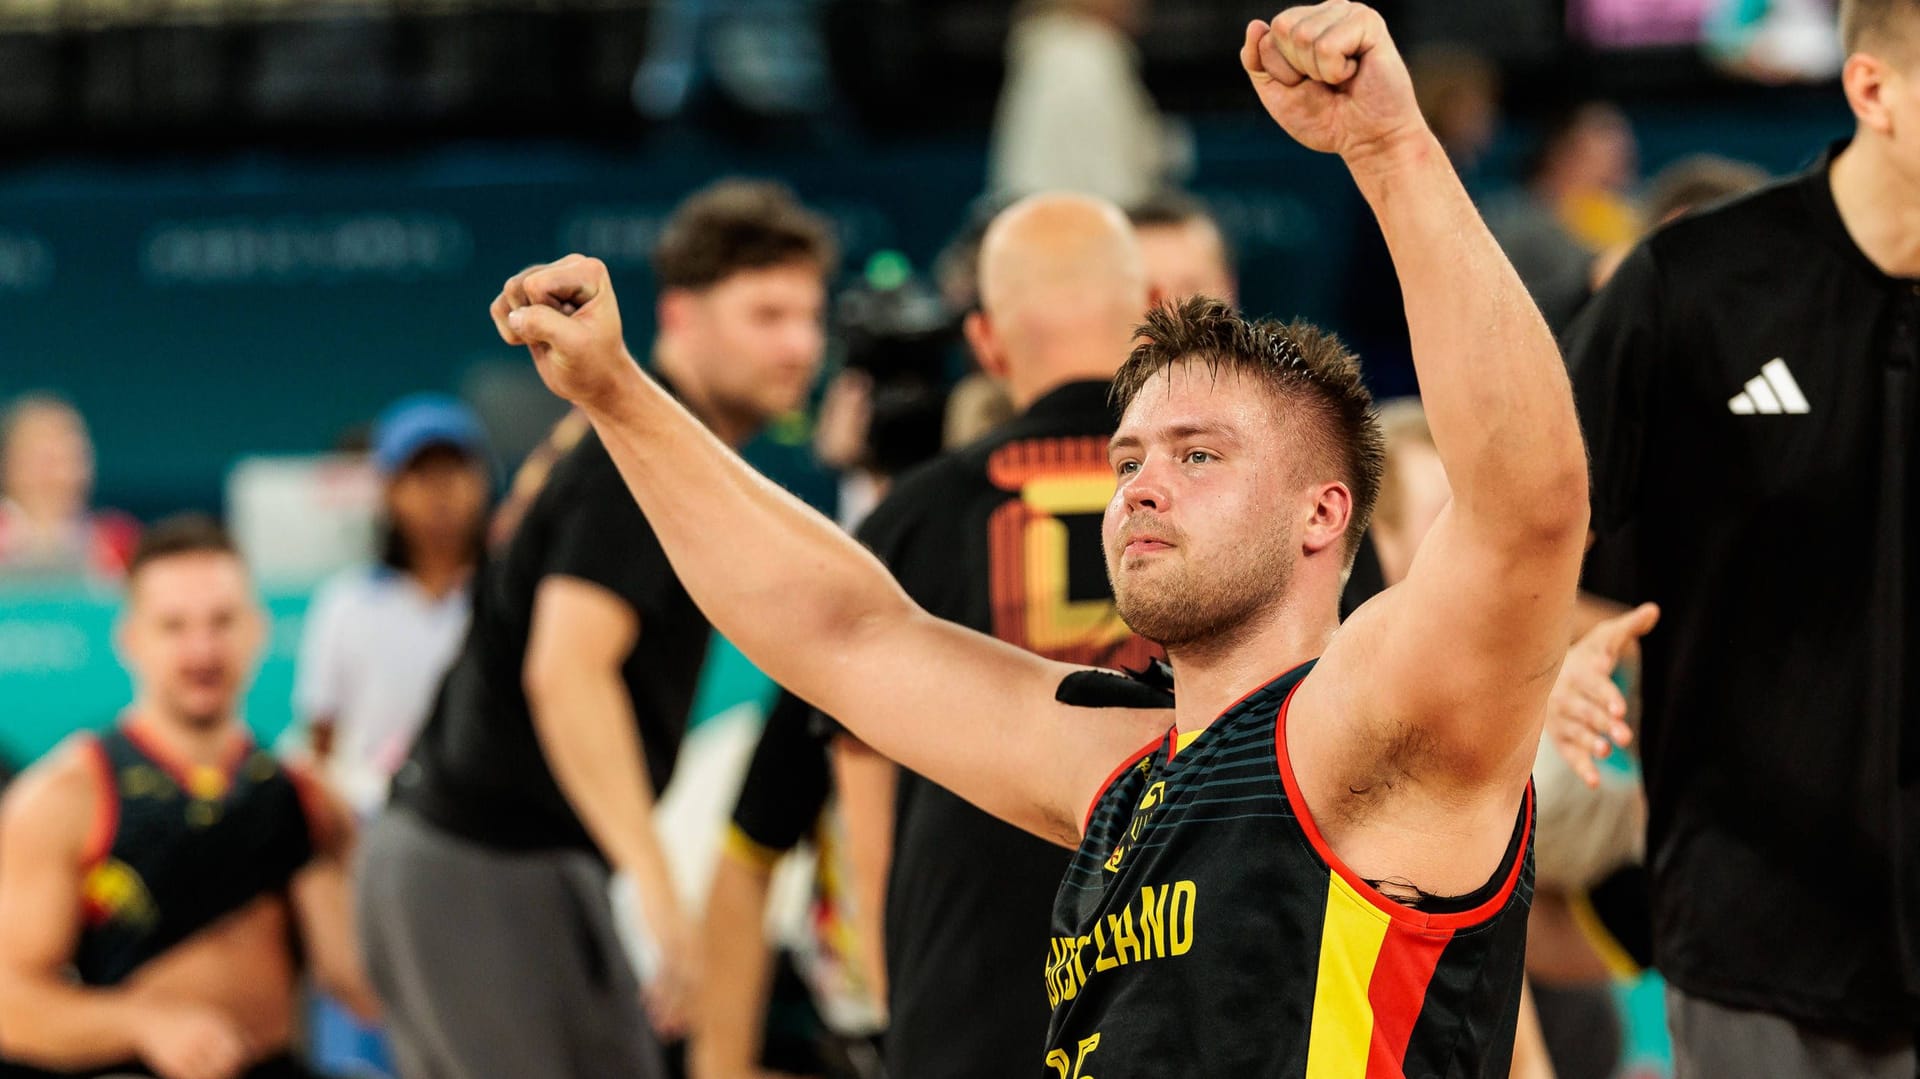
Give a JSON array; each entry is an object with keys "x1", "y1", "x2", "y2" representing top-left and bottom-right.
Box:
[
  {"x1": 81, "y1": 736, "x2": 118, "y2": 867},
  {"x1": 1082, "y1": 732, "x2": 1167, "y2": 837},
  {"x1": 1275, "y1": 682, "x2": 1534, "y2": 931}
]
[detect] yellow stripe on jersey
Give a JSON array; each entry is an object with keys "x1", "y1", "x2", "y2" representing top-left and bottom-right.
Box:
[
  {"x1": 722, "y1": 823, "x2": 784, "y2": 873},
  {"x1": 1304, "y1": 872, "x2": 1391, "y2": 1078}
]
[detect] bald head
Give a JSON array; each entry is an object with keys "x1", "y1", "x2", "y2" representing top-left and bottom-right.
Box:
[
  {"x1": 969, "y1": 194, "x2": 1148, "y2": 408},
  {"x1": 979, "y1": 194, "x2": 1147, "y2": 326}
]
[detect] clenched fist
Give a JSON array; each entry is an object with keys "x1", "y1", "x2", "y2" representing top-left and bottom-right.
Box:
[
  {"x1": 490, "y1": 254, "x2": 638, "y2": 413},
  {"x1": 1240, "y1": 2, "x2": 1426, "y2": 161}
]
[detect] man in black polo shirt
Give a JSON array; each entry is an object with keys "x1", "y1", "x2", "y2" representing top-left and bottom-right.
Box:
[
  {"x1": 1557, "y1": 1, "x2": 1918, "y2": 1071},
  {"x1": 823, "y1": 193, "x2": 1162, "y2": 1078},
  {"x1": 357, "y1": 180, "x2": 834, "y2": 1079}
]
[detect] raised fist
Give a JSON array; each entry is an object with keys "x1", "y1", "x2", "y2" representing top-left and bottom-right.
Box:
[
  {"x1": 1239, "y1": 2, "x2": 1427, "y2": 161},
  {"x1": 490, "y1": 254, "x2": 637, "y2": 412}
]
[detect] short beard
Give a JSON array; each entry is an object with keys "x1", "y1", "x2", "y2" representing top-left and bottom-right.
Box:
[{"x1": 1112, "y1": 538, "x2": 1295, "y2": 653}]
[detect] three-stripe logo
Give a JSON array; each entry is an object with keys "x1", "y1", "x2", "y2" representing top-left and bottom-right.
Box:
[{"x1": 1727, "y1": 358, "x2": 1810, "y2": 415}]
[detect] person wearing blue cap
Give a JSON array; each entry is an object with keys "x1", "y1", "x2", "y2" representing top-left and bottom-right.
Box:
[{"x1": 293, "y1": 393, "x2": 490, "y2": 1079}]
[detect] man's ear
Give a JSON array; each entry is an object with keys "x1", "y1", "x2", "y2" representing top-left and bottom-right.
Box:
[
  {"x1": 657, "y1": 288, "x2": 696, "y2": 337},
  {"x1": 1302, "y1": 481, "x2": 1355, "y2": 557},
  {"x1": 1842, "y1": 50, "x2": 1894, "y2": 135},
  {"x1": 963, "y1": 310, "x2": 1010, "y2": 381}
]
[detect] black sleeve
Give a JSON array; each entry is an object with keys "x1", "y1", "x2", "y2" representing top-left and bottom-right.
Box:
[
  {"x1": 542, "y1": 442, "x2": 674, "y2": 613},
  {"x1": 729, "y1": 690, "x2": 833, "y2": 855},
  {"x1": 1562, "y1": 240, "x2": 1668, "y2": 535}
]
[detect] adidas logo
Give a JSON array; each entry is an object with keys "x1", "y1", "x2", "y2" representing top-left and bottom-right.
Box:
[{"x1": 1728, "y1": 359, "x2": 1810, "y2": 415}]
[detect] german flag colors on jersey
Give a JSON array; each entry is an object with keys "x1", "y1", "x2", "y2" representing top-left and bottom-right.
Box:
[{"x1": 1046, "y1": 661, "x2": 1534, "y2": 1078}]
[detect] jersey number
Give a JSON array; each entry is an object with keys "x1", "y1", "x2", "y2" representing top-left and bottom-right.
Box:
[{"x1": 1046, "y1": 1033, "x2": 1102, "y2": 1079}]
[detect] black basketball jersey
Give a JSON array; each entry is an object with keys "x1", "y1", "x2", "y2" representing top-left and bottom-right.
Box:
[
  {"x1": 1046, "y1": 662, "x2": 1534, "y2": 1078},
  {"x1": 72, "y1": 726, "x2": 319, "y2": 987}
]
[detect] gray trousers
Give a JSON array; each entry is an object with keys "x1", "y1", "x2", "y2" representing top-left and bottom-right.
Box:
[
  {"x1": 1668, "y1": 986, "x2": 1915, "y2": 1079},
  {"x1": 357, "y1": 807, "x2": 666, "y2": 1079}
]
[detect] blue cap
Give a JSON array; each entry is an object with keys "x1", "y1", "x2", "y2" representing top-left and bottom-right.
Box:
[{"x1": 371, "y1": 394, "x2": 487, "y2": 475}]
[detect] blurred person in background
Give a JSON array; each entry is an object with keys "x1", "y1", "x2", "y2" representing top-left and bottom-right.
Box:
[
  {"x1": 358, "y1": 180, "x2": 834, "y2": 1079},
  {"x1": 1515, "y1": 156, "x2": 1767, "y2": 1079},
  {"x1": 1126, "y1": 191, "x2": 1238, "y2": 306},
  {"x1": 0, "y1": 395, "x2": 139, "y2": 582},
  {"x1": 988, "y1": 0, "x2": 1186, "y2": 209},
  {"x1": 1486, "y1": 102, "x2": 1641, "y2": 333},
  {"x1": 1590, "y1": 152, "x2": 1771, "y2": 287},
  {"x1": 695, "y1": 277, "x2": 957, "y2": 1078},
  {"x1": 0, "y1": 516, "x2": 375, "y2": 1079},
  {"x1": 292, "y1": 393, "x2": 490, "y2": 1079},
  {"x1": 825, "y1": 192, "x2": 1161, "y2": 1079},
  {"x1": 297, "y1": 394, "x2": 489, "y2": 820},
  {"x1": 1410, "y1": 44, "x2": 1502, "y2": 179},
  {"x1": 1557, "y1": 0, "x2": 1920, "y2": 1071}
]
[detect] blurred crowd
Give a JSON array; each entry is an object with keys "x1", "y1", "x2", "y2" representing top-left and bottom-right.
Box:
[{"x1": 0, "y1": 1, "x2": 1913, "y2": 1079}]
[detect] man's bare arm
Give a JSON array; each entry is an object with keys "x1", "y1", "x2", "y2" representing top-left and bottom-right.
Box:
[
  {"x1": 1246, "y1": 3, "x2": 1589, "y2": 789},
  {"x1": 0, "y1": 746, "x2": 248, "y2": 1078},
  {"x1": 489, "y1": 261, "x2": 1168, "y2": 846},
  {"x1": 287, "y1": 776, "x2": 381, "y2": 1023},
  {"x1": 524, "y1": 576, "x2": 695, "y2": 1035}
]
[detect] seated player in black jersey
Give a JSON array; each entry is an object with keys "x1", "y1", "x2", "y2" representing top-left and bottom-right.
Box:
[
  {"x1": 0, "y1": 517, "x2": 375, "y2": 1079},
  {"x1": 490, "y1": 4, "x2": 1587, "y2": 1073}
]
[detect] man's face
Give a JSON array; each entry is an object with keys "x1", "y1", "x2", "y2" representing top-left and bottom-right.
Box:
[
  {"x1": 1136, "y1": 221, "x2": 1237, "y2": 308},
  {"x1": 1103, "y1": 363, "x2": 1306, "y2": 648},
  {"x1": 681, "y1": 262, "x2": 828, "y2": 424},
  {"x1": 121, "y1": 553, "x2": 263, "y2": 730},
  {"x1": 4, "y1": 406, "x2": 93, "y2": 517}
]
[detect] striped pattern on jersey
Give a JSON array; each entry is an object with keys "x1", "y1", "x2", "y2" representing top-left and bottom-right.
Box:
[{"x1": 1044, "y1": 660, "x2": 1535, "y2": 1078}]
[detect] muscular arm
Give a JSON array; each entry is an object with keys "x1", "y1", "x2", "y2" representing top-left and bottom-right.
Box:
[
  {"x1": 523, "y1": 576, "x2": 689, "y2": 985},
  {"x1": 492, "y1": 270, "x2": 1168, "y2": 846},
  {"x1": 0, "y1": 748, "x2": 158, "y2": 1068},
  {"x1": 1258, "y1": 5, "x2": 1587, "y2": 795}
]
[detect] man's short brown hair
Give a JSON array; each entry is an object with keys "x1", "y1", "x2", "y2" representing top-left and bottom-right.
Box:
[
  {"x1": 128, "y1": 514, "x2": 241, "y2": 581},
  {"x1": 651, "y1": 179, "x2": 837, "y2": 291},
  {"x1": 1110, "y1": 297, "x2": 1386, "y2": 561},
  {"x1": 1840, "y1": 0, "x2": 1918, "y2": 56}
]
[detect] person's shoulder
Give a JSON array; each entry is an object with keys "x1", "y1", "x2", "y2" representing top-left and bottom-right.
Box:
[
  {"x1": 1643, "y1": 172, "x2": 1810, "y2": 266},
  {"x1": 0, "y1": 736, "x2": 103, "y2": 851}
]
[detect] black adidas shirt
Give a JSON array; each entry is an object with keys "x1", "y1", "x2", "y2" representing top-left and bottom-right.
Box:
[
  {"x1": 393, "y1": 418, "x2": 711, "y2": 852},
  {"x1": 849, "y1": 381, "x2": 1160, "y2": 1079},
  {"x1": 1565, "y1": 142, "x2": 1919, "y2": 1032}
]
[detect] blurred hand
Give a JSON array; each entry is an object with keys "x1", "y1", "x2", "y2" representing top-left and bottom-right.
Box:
[
  {"x1": 640, "y1": 906, "x2": 701, "y2": 1040},
  {"x1": 489, "y1": 255, "x2": 635, "y2": 413},
  {"x1": 812, "y1": 369, "x2": 874, "y2": 470},
  {"x1": 134, "y1": 1000, "x2": 250, "y2": 1079},
  {"x1": 1546, "y1": 602, "x2": 1660, "y2": 788},
  {"x1": 1238, "y1": 2, "x2": 1426, "y2": 161}
]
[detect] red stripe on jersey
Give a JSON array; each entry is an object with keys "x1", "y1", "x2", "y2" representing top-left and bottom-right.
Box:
[
  {"x1": 1363, "y1": 924, "x2": 1454, "y2": 1077},
  {"x1": 81, "y1": 735, "x2": 119, "y2": 866}
]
